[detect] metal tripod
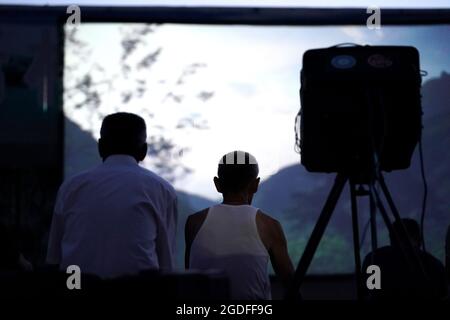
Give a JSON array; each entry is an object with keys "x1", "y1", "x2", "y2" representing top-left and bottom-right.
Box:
[{"x1": 285, "y1": 171, "x2": 429, "y2": 300}]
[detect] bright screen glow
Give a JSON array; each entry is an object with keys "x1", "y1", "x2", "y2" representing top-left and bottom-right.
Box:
[{"x1": 64, "y1": 23, "x2": 450, "y2": 273}]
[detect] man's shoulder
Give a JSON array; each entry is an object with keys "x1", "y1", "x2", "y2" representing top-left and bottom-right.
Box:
[
  {"x1": 136, "y1": 166, "x2": 177, "y2": 198},
  {"x1": 58, "y1": 167, "x2": 99, "y2": 193},
  {"x1": 255, "y1": 209, "x2": 285, "y2": 243},
  {"x1": 365, "y1": 245, "x2": 394, "y2": 257},
  {"x1": 363, "y1": 245, "x2": 403, "y2": 268},
  {"x1": 186, "y1": 208, "x2": 209, "y2": 236},
  {"x1": 422, "y1": 251, "x2": 446, "y2": 270},
  {"x1": 256, "y1": 209, "x2": 281, "y2": 227},
  {"x1": 188, "y1": 208, "x2": 209, "y2": 221}
]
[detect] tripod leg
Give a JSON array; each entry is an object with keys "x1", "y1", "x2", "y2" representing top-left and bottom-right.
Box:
[
  {"x1": 377, "y1": 174, "x2": 432, "y2": 289},
  {"x1": 370, "y1": 186, "x2": 393, "y2": 233},
  {"x1": 377, "y1": 174, "x2": 424, "y2": 256},
  {"x1": 371, "y1": 184, "x2": 420, "y2": 276},
  {"x1": 285, "y1": 173, "x2": 348, "y2": 300},
  {"x1": 372, "y1": 186, "x2": 421, "y2": 275},
  {"x1": 377, "y1": 173, "x2": 402, "y2": 221},
  {"x1": 350, "y1": 180, "x2": 363, "y2": 300}
]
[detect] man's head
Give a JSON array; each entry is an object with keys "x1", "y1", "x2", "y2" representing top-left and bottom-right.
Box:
[
  {"x1": 98, "y1": 112, "x2": 147, "y2": 162},
  {"x1": 389, "y1": 218, "x2": 422, "y2": 249},
  {"x1": 214, "y1": 151, "x2": 260, "y2": 203}
]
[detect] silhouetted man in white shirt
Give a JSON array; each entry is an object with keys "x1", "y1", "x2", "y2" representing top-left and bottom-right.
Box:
[{"x1": 47, "y1": 112, "x2": 177, "y2": 278}]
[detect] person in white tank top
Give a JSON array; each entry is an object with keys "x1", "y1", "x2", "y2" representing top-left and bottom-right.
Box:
[{"x1": 185, "y1": 151, "x2": 294, "y2": 300}]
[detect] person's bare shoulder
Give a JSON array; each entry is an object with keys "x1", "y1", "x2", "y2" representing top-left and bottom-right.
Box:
[
  {"x1": 185, "y1": 208, "x2": 209, "y2": 242},
  {"x1": 257, "y1": 210, "x2": 283, "y2": 231},
  {"x1": 185, "y1": 208, "x2": 209, "y2": 268},
  {"x1": 257, "y1": 210, "x2": 280, "y2": 224},
  {"x1": 187, "y1": 208, "x2": 208, "y2": 225},
  {"x1": 256, "y1": 210, "x2": 284, "y2": 250}
]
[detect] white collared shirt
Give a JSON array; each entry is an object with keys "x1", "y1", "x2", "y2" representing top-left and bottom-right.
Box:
[{"x1": 46, "y1": 155, "x2": 177, "y2": 278}]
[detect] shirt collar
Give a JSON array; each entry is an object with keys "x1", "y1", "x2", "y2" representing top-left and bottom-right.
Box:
[{"x1": 103, "y1": 154, "x2": 138, "y2": 166}]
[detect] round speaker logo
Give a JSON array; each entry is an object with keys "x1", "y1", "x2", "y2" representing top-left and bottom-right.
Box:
[
  {"x1": 331, "y1": 55, "x2": 356, "y2": 69},
  {"x1": 368, "y1": 54, "x2": 393, "y2": 68}
]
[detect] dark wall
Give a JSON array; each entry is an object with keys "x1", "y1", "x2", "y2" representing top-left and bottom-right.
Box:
[{"x1": 0, "y1": 21, "x2": 63, "y2": 265}]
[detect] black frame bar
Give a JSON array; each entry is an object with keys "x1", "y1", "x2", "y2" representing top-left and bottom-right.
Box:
[{"x1": 0, "y1": 5, "x2": 450, "y2": 25}]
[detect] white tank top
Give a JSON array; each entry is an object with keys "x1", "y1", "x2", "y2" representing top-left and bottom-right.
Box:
[{"x1": 189, "y1": 204, "x2": 271, "y2": 300}]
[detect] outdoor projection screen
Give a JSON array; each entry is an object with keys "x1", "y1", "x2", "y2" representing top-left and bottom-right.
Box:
[{"x1": 63, "y1": 22, "x2": 450, "y2": 273}]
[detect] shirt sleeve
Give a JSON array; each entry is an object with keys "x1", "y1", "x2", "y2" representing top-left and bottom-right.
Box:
[
  {"x1": 46, "y1": 186, "x2": 66, "y2": 265},
  {"x1": 168, "y1": 195, "x2": 178, "y2": 266},
  {"x1": 155, "y1": 192, "x2": 178, "y2": 271}
]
